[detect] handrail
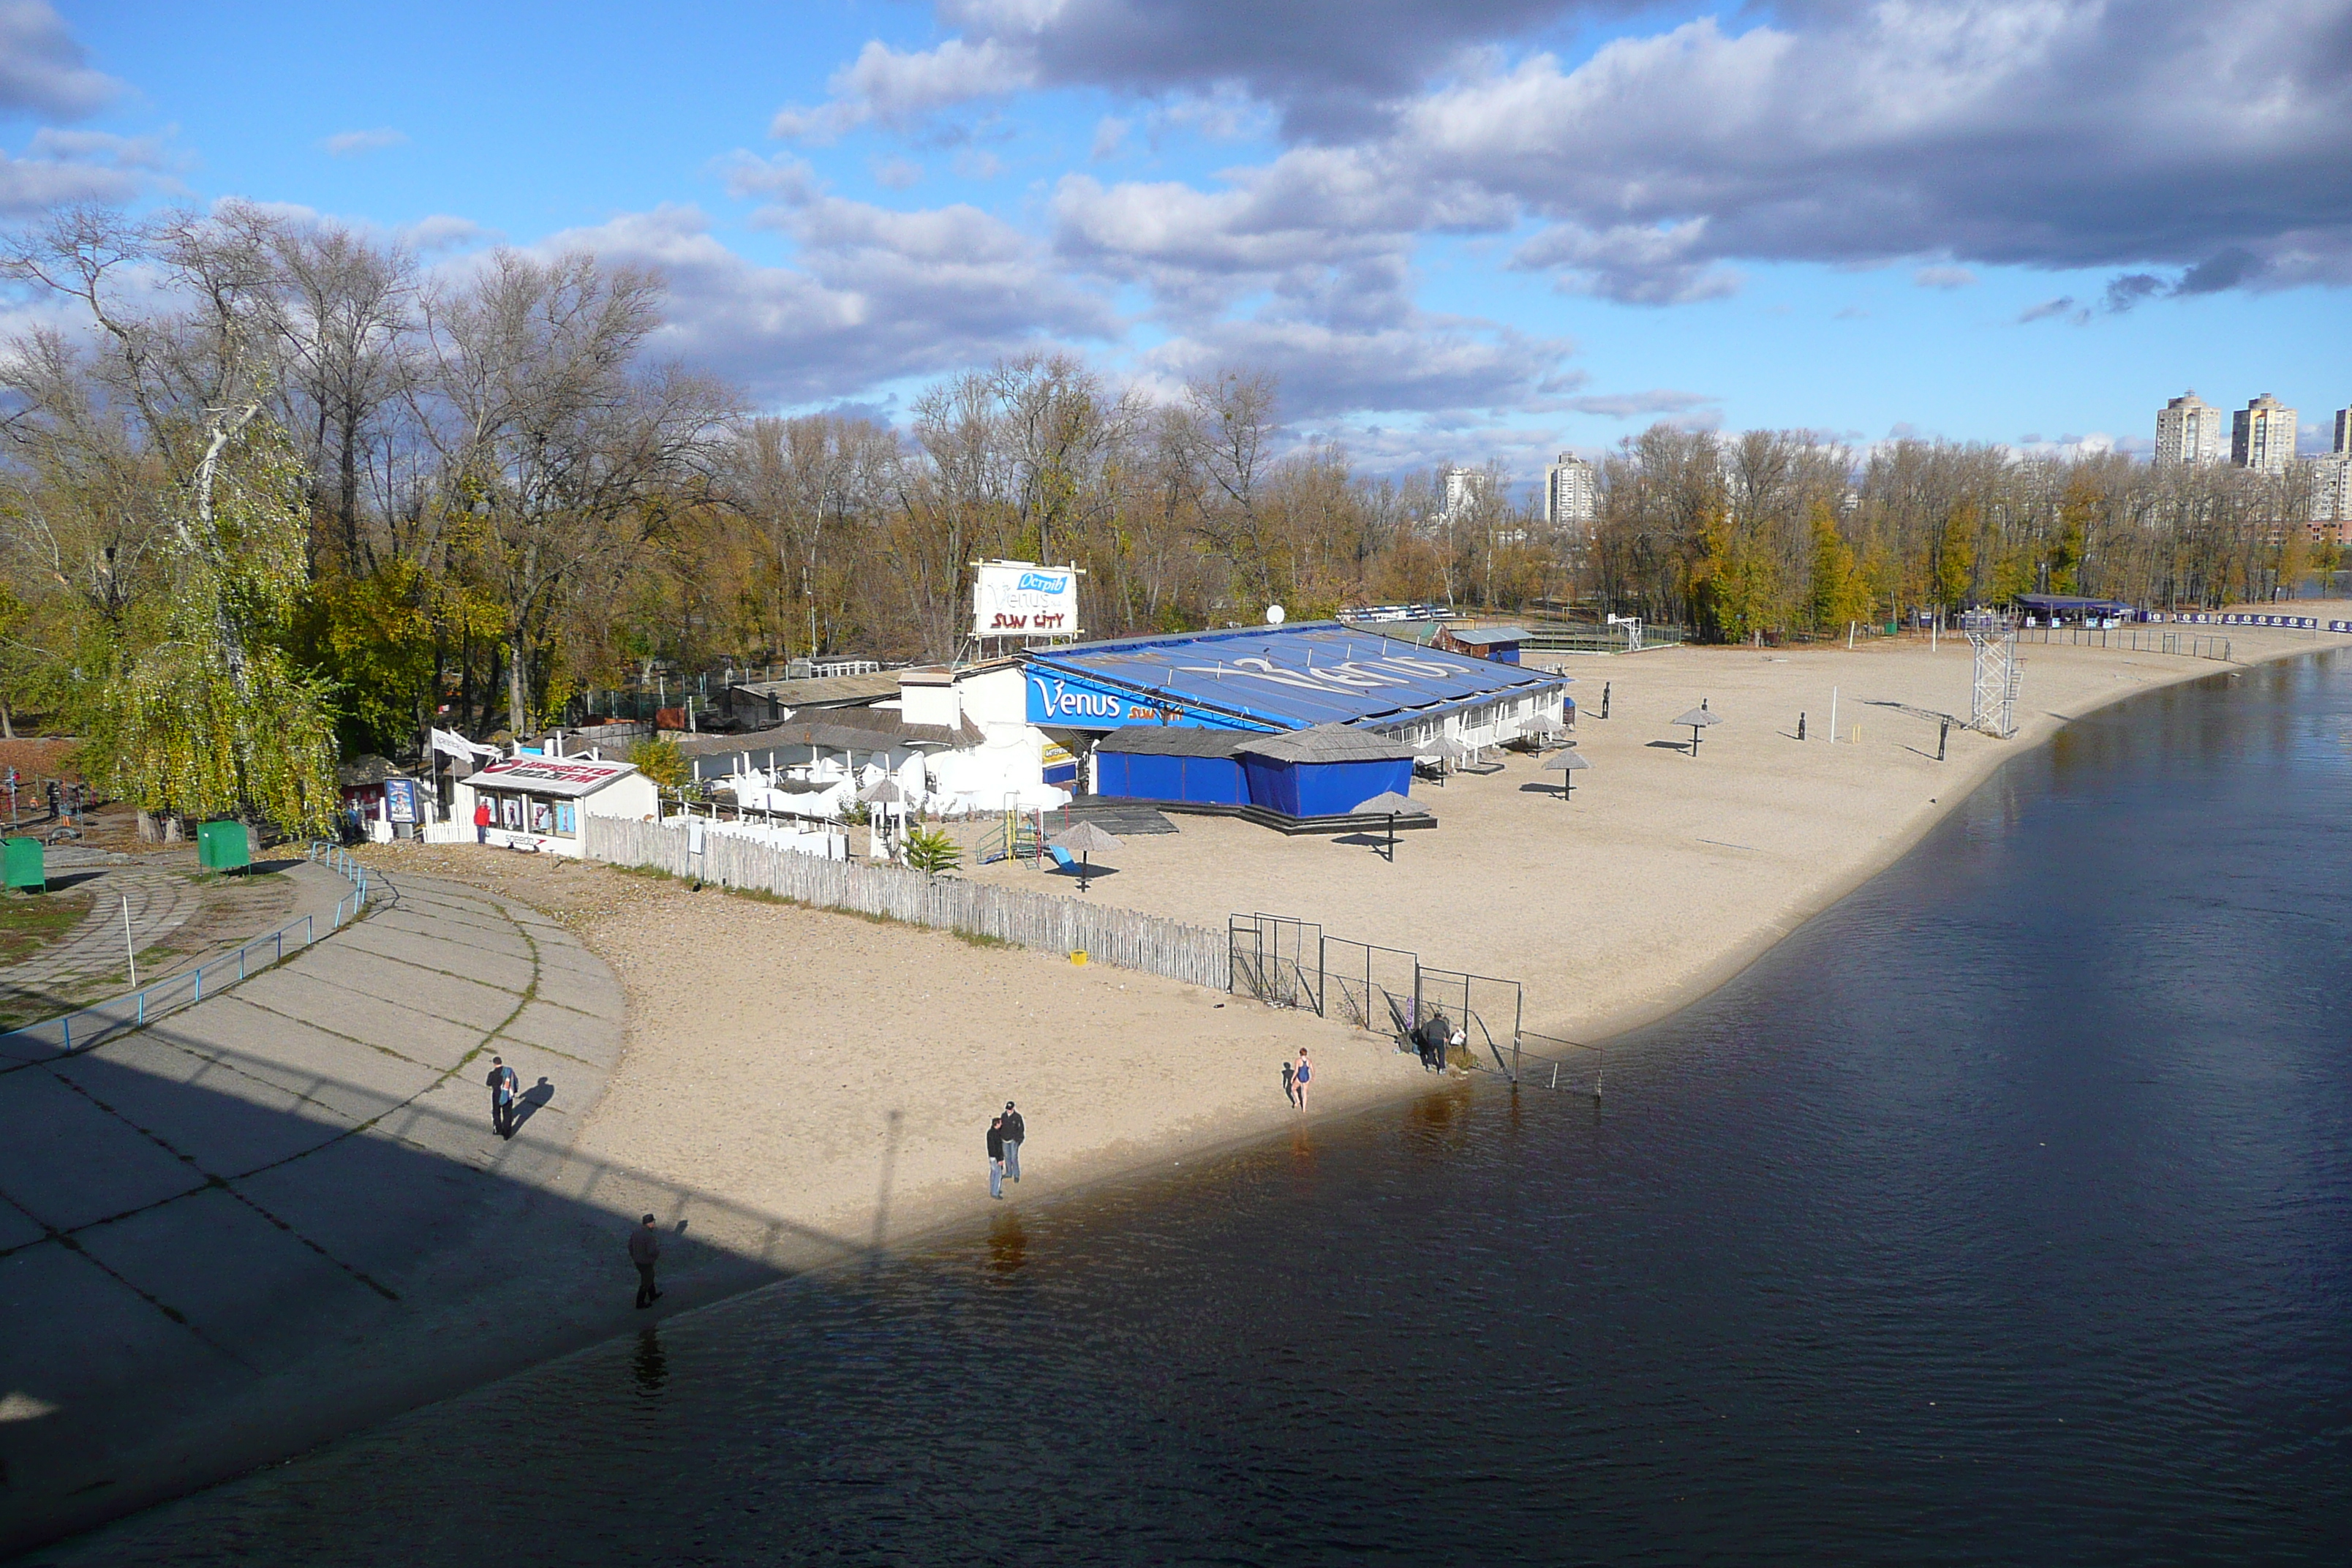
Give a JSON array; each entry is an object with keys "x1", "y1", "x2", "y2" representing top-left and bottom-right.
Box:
[{"x1": 0, "y1": 841, "x2": 371, "y2": 1063}]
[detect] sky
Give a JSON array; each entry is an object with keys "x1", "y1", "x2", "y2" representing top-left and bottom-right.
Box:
[{"x1": 4, "y1": 0, "x2": 2350, "y2": 476}]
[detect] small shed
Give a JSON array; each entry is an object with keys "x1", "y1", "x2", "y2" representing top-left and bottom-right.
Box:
[
  {"x1": 453, "y1": 755, "x2": 657, "y2": 857},
  {"x1": 1435, "y1": 624, "x2": 1531, "y2": 663},
  {"x1": 1093, "y1": 726, "x2": 1252, "y2": 805},
  {"x1": 1234, "y1": 725, "x2": 1418, "y2": 818}
]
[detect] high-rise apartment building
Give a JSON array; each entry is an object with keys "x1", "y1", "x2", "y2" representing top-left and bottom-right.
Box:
[
  {"x1": 2155, "y1": 391, "x2": 2224, "y2": 466},
  {"x1": 2232, "y1": 393, "x2": 2297, "y2": 474},
  {"x1": 1543, "y1": 453, "x2": 1597, "y2": 525},
  {"x1": 2315, "y1": 406, "x2": 2352, "y2": 524},
  {"x1": 1441, "y1": 467, "x2": 1491, "y2": 522}
]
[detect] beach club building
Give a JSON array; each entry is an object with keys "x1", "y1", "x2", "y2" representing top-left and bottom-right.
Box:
[{"x1": 1021, "y1": 622, "x2": 1569, "y2": 817}]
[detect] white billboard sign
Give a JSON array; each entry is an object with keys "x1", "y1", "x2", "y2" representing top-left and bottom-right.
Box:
[{"x1": 972, "y1": 561, "x2": 1078, "y2": 639}]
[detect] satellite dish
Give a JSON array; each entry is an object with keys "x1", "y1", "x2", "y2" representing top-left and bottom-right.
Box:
[{"x1": 1266, "y1": 605, "x2": 1287, "y2": 625}]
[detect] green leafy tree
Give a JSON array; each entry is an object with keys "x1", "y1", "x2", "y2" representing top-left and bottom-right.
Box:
[
  {"x1": 90, "y1": 420, "x2": 339, "y2": 829},
  {"x1": 294, "y1": 557, "x2": 436, "y2": 755},
  {"x1": 627, "y1": 736, "x2": 688, "y2": 791},
  {"x1": 1806, "y1": 499, "x2": 1870, "y2": 632}
]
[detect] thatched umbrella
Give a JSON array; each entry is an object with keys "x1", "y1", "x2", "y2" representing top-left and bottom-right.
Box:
[
  {"x1": 1541, "y1": 747, "x2": 1591, "y2": 801},
  {"x1": 1049, "y1": 820, "x2": 1121, "y2": 893},
  {"x1": 1422, "y1": 734, "x2": 1470, "y2": 785},
  {"x1": 1672, "y1": 704, "x2": 1722, "y2": 756},
  {"x1": 1354, "y1": 789, "x2": 1419, "y2": 862},
  {"x1": 859, "y1": 777, "x2": 908, "y2": 853}
]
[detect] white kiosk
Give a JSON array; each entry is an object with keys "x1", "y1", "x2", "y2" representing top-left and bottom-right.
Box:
[{"x1": 453, "y1": 755, "x2": 658, "y2": 856}]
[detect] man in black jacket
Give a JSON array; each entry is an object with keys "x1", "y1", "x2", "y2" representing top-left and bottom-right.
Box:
[
  {"x1": 629, "y1": 1214, "x2": 663, "y2": 1308},
  {"x1": 986, "y1": 1115, "x2": 1006, "y2": 1199},
  {"x1": 1000, "y1": 1101, "x2": 1025, "y2": 1183},
  {"x1": 486, "y1": 1055, "x2": 520, "y2": 1137}
]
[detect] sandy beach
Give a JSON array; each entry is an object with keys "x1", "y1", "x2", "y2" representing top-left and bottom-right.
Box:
[
  {"x1": 955, "y1": 611, "x2": 2352, "y2": 1043},
  {"x1": 378, "y1": 605, "x2": 2352, "y2": 1280}
]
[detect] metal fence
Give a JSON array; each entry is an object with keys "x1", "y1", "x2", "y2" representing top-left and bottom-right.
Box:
[
  {"x1": 2016, "y1": 625, "x2": 2234, "y2": 660},
  {"x1": 1230, "y1": 913, "x2": 1600, "y2": 1093},
  {"x1": 1518, "y1": 622, "x2": 1689, "y2": 655},
  {"x1": 586, "y1": 817, "x2": 1229, "y2": 990},
  {"x1": 0, "y1": 841, "x2": 372, "y2": 1063}
]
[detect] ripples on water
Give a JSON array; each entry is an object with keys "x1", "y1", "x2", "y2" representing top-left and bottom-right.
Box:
[{"x1": 46, "y1": 660, "x2": 2352, "y2": 1565}]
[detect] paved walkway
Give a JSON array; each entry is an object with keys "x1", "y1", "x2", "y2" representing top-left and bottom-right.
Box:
[
  {"x1": 0, "y1": 869, "x2": 753, "y2": 1553},
  {"x1": 0, "y1": 850, "x2": 201, "y2": 996}
]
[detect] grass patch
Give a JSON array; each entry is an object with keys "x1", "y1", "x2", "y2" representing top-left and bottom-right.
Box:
[{"x1": 0, "y1": 888, "x2": 94, "y2": 965}]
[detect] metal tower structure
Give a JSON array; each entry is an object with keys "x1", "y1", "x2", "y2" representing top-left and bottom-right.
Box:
[{"x1": 1961, "y1": 611, "x2": 2020, "y2": 737}]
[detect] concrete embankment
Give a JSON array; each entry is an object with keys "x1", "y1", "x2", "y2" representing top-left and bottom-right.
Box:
[{"x1": 0, "y1": 868, "x2": 781, "y2": 1556}]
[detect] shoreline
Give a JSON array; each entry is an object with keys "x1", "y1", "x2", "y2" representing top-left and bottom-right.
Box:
[{"x1": 26, "y1": 611, "x2": 2348, "y2": 1558}]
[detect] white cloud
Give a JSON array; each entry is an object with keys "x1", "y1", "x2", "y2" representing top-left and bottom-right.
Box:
[
  {"x1": 323, "y1": 127, "x2": 410, "y2": 158},
  {"x1": 772, "y1": 37, "x2": 1039, "y2": 140},
  {"x1": 399, "y1": 214, "x2": 497, "y2": 253},
  {"x1": 1553, "y1": 388, "x2": 1719, "y2": 418},
  {"x1": 527, "y1": 203, "x2": 1115, "y2": 405},
  {"x1": 1913, "y1": 265, "x2": 1978, "y2": 289},
  {"x1": 0, "y1": 1, "x2": 120, "y2": 118}
]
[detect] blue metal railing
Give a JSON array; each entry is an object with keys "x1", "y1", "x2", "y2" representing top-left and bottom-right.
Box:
[{"x1": 0, "y1": 842, "x2": 372, "y2": 1063}]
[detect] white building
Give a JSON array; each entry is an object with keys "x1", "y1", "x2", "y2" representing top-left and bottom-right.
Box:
[
  {"x1": 2232, "y1": 393, "x2": 2297, "y2": 474},
  {"x1": 1441, "y1": 467, "x2": 1491, "y2": 522},
  {"x1": 2314, "y1": 407, "x2": 2352, "y2": 524},
  {"x1": 2155, "y1": 391, "x2": 2225, "y2": 467},
  {"x1": 1543, "y1": 453, "x2": 1598, "y2": 524},
  {"x1": 451, "y1": 755, "x2": 658, "y2": 858}
]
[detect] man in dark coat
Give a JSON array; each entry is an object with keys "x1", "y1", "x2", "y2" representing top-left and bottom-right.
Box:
[
  {"x1": 1000, "y1": 1101, "x2": 1025, "y2": 1183},
  {"x1": 987, "y1": 1115, "x2": 1006, "y2": 1199},
  {"x1": 486, "y1": 1055, "x2": 520, "y2": 1137},
  {"x1": 629, "y1": 1214, "x2": 663, "y2": 1308}
]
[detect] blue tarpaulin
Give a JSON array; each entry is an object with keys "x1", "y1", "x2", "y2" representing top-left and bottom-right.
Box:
[{"x1": 1022, "y1": 623, "x2": 1567, "y2": 733}]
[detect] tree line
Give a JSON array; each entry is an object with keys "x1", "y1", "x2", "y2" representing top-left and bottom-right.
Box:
[{"x1": 0, "y1": 203, "x2": 2323, "y2": 829}]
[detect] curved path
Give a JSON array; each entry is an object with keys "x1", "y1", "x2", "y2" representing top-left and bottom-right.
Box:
[{"x1": 0, "y1": 867, "x2": 783, "y2": 1556}]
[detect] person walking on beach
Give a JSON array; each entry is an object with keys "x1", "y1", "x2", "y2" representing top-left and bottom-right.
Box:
[
  {"x1": 987, "y1": 1115, "x2": 1007, "y2": 1199},
  {"x1": 1281, "y1": 1057, "x2": 1297, "y2": 1106},
  {"x1": 629, "y1": 1214, "x2": 663, "y2": 1308},
  {"x1": 1001, "y1": 1101, "x2": 1025, "y2": 1183},
  {"x1": 485, "y1": 1055, "x2": 519, "y2": 1138},
  {"x1": 1294, "y1": 1048, "x2": 1312, "y2": 1109}
]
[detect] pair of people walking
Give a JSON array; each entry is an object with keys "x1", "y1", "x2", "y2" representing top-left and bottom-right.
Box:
[{"x1": 987, "y1": 1101, "x2": 1025, "y2": 1197}]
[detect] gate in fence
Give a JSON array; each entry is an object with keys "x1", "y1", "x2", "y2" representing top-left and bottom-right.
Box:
[
  {"x1": 1414, "y1": 965, "x2": 1524, "y2": 1078},
  {"x1": 1227, "y1": 913, "x2": 1588, "y2": 1090},
  {"x1": 1229, "y1": 913, "x2": 1324, "y2": 1014}
]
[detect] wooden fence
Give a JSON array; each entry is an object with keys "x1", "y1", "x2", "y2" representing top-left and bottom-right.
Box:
[{"x1": 584, "y1": 817, "x2": 1231, "y2": 990}]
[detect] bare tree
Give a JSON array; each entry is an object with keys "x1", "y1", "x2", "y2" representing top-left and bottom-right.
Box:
[{"x1": 420, "y1": 249, "x2": 734, "y2": 729}]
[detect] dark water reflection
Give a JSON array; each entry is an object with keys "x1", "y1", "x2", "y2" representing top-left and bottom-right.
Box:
[{"x1": 45, "y1": 658, "x2": 2352, "y2": 1565}]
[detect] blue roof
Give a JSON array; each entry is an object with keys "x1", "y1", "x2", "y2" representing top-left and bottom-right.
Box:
[{"x1": 1021, "y1": 622, "x2": 1568, "y2": 732}]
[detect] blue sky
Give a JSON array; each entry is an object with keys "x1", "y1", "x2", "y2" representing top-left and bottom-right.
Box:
[{"x1": 7, "y1": 0, "x2": 2351, "y2": 475}]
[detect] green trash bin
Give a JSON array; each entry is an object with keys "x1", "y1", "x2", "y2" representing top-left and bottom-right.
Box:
[
  {"x1": 197, "y1": 819, "x2": 251, "y2": 872},
  {"x1": 4, "y1": 836, "x2": 43, "y2": 892}
]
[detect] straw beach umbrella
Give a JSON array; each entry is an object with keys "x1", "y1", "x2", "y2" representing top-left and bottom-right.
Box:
[
  {"x1": 859, "y1": 776, "x2": 908, "y2": 855},
  {"x1": 1541, "y1": 747, "x2": 1591, "y2": 801},
  {"x1": 1049, "y1": 820, "x2": 1121, "y2": 893},
  {"x1": 1671, "y1": 704, "x2": 1721, "y2": 756},
  {"x1": 1354, "y1": 789, "x2": 1418, "y2": 862}
]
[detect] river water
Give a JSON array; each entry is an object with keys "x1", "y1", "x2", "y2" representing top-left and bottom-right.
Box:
[{"x1": 45, "y1": 657, "x2": 2352, "y2": 1565}]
